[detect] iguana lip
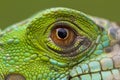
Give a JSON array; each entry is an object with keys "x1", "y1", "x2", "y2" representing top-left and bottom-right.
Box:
[
  {"x1": 66, "y1": 55, "x2": 120, "y2": 80},
  {"x1": 68, "y1": 68, "x2": 119, "y2": 80}
]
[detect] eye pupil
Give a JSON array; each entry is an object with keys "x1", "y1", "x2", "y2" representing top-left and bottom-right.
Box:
[{"x1": 57, "y1": 28, "x2": 68, "y2": 39}]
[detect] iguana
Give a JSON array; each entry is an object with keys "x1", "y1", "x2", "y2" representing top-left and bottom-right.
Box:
[{"x1": 0, "y1": 7, "x2": 120, "y2": 80}]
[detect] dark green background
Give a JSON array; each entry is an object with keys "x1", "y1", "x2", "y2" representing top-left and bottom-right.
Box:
[{"x1": 0, "y1": 0, "x2": 120, "y2": 29}]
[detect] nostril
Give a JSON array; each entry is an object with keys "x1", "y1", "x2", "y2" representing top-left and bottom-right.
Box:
[{"x1": 5, "y1": 73, "x2": 25, "y2": 80}]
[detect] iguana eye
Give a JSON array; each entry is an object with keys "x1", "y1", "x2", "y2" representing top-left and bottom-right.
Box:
[
  {"x1": 26, "y1": 8, "x2": 102, "y2": 66},
  {"x1": 48, "y1": 21, "x2": 92, "y2": 57},
  {"x1": 50, "y1": 23, "x2": 76, "y2": 47}
]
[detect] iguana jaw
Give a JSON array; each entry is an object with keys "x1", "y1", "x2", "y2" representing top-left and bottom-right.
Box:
[{"x1": 67, "y1": 44, "x2": 120, "y2": 80}]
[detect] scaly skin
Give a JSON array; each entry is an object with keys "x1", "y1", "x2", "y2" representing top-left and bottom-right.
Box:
[{"x1": 0, "y1": 7, "x2": 120, "y2": 80}]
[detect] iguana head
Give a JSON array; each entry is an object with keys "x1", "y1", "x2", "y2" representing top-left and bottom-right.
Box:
[{"x1": 1, "y1": 7, "x2": 118, "y2": 80}]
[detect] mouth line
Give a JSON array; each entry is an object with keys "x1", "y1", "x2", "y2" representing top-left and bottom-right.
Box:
[{"x1": 69, "y1": 68, "x2": 119, "y2": 79}]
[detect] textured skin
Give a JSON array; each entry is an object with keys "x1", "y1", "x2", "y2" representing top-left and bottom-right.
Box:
[{"x1": 0, "y1": 7, "x2": 120, "y2": 80}]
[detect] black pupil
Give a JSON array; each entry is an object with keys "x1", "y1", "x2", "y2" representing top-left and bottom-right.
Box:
[{"x1": 57, "y1": 28, "x2": 68, "y2": 39}]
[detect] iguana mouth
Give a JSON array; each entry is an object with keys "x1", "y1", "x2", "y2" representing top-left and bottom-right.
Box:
[
  {"x1": 67, "y1": 54, "x2": 120, "y2": 80},
  {"x1": 68, "y1": 68, "x2": 119, "y2": 80}
]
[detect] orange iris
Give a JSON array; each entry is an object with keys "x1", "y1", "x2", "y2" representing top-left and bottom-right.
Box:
[{"x1": 50, "y1": 24, "x2": 76, "y2": 47}]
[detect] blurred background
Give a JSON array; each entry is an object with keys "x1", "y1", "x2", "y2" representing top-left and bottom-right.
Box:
[{"x1": 0, "y1": 0, "x2": 120, "y2": 29}]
